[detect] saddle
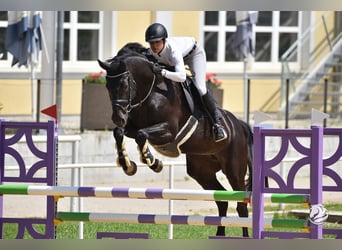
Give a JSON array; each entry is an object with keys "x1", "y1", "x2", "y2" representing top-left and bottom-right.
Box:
[
  {"x1": 148, "y1": 63, "x2": 208, "y2": 157},
  {"x1": 153, "y1": 76, "x2": 205, "y2": 157},
  {"x1": 180, "y1": 77, "x2": 201, "y2": 118},
  {"x1": 155, "y1": 62, "x2": 202, "y2": 117}
]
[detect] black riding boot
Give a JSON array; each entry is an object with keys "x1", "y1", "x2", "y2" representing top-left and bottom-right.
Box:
[{"x1": 202, "y1": 92, "x2": 228, "y2": 142}]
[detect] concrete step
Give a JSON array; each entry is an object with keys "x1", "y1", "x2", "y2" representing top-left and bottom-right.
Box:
[
  {"x1": 333, "y1": 53, "x2": 342, "y2": 59},
  {"x1": 307, "y1": 81, "x2": 341, "y2": 87},
  {"x1": 316, "y1": 72, "x2": 342, "y2": 77},
  {"x1": 291, "y1": 100, "x2": 341, "y2": 106},
  {"x1": 298, "y1": 91, "x2": 342, "y2": 97},
  {"x1": 325, "y1": 62, "x2": 342, "y2": 67}
]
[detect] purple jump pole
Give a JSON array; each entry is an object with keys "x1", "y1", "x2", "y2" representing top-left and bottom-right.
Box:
[
  {"x1": 252, "y1": 125, "x2": 324, "y2": 239},
  {"x1": 310, "y1": 126, "x2": 323, "y2": 239},
  {"x1": 0, "y1": 120, "x2": 57, "y2": 239}
]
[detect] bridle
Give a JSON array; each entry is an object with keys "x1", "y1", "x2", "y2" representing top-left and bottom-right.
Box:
[{"x1": 106, "y1": 70, "x2": 156, "y2": 113}]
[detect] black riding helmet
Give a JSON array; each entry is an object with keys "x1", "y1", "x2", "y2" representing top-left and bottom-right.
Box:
[{"x1": 145, "y1": 23, "x2": 168, "y2": 42}]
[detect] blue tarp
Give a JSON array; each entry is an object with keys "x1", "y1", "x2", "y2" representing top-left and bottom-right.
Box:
[
  {"x1": 5, "y1": 11, "x2": 43, "y2": 67},
  {"x1": 231, "y1": 11, "x2": 259, "y2": 60}
]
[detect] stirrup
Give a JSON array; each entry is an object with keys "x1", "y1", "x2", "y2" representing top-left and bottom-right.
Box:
[{"x1": 213, "y1": 124, "x2": 227, "y2": 142}]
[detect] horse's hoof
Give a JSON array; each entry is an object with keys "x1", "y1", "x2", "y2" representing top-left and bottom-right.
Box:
[
  {"x1": 123, "y1": 161, "x2": 137, "y2": 176},
  {"x1": 216, "y1": 226, "x2": 226, "y2": 236},
  {"x1": 150, "y1": 159, "x2": 163, "y2": 173}
]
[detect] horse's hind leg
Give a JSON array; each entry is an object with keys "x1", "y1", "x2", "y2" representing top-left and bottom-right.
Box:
[
  {"x1": 113, "y1": 127, "x2": 137, "y2": 176},
  {"x1": 185, "y1": 155, "x2": 228, "y2": 236},
  {"x1": 225, "y1": 162, "x2": 249, "y2": 237},
  {"x1": 236, "y1": 203, "x2": 249, "y2": 237}
]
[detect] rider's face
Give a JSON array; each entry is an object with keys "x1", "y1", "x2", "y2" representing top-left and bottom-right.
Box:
[{"x1": 149, "y1": 40, "x2": 164, "y2": 54}]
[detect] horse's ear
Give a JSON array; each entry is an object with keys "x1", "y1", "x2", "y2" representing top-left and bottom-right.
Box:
[{"x1": 97, "y1": 59, "x2": 111, "y2": 71}]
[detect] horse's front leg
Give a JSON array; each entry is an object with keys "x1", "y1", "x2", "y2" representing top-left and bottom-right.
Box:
[
  {"x1": 135, "y1": 122, "x2": 173, "y2": 173},
  {"x1": 113, "y1": 127, "x2": 137, "y2": 176}
]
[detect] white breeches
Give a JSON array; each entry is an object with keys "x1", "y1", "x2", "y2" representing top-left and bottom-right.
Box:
[{"x1": 184, "y1": 46, "x2": 207, "y2": 97}]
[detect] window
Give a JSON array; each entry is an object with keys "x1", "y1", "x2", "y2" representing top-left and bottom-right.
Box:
[
  {"x1": 203, "y1": 11, "x2": 300, "y2": 65},
  {"x1": 0, "y1": 11, "x2": 7, "y2": 61},
  {"x1": 255, "y1": 11, "x2": 299, "y2": 63},
  {"x1": 203, "y1": 11, "x2": 237, "y2": 62},
  {"x1": 0, "y1": 11, "x2": 102, "y2": 65},
  {"x1": 63, "y1": 11, "x2": 102, "y2": 63}
]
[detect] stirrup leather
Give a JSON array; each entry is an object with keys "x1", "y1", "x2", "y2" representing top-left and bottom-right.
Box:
[{"x1": 213, "y1": 124, "x2": 227, "y2": 142}]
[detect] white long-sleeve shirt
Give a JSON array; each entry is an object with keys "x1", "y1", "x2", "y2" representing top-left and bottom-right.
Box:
[
  {"x1": 148, "y1": 37, "x2": 196, "y2": 83},
  {"x1": 148, "y1": 36, "x2": 208, "y2": 96}
]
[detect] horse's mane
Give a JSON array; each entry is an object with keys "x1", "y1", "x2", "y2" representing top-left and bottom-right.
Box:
[
  {"x1": 117, "y1": 42, "x2": 148, "y2": 57},
  {"x1": 107, "y1": 42, "x2": 176, "y2": 74},
  {"x1": 107, "y1": 42, "x2": 156, "y2": 64}
]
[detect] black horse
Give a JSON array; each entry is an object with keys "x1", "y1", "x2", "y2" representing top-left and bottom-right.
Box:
[{"x1": 98, "y1": 43, "x2": 253, "y2": 237}]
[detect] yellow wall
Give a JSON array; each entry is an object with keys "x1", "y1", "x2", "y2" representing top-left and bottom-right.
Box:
[
  {"x1": 0, "y1": 79, "x2": 32, "y2": 115},
  {"x1": 172, "y1": 12, "x2": 200, "y2": 39},
  {"x1": 0, "y1": 11, "x2": 335, "y2": 118},
  {"x1": 311, "y1": 11, "x2": 335, "y2": 72},
  {"x1": 220, "y1": 79, "x2": 281, "y2": 115},
  {"x1": 61, "y1": 80, "x2": 82, "y2": 115},
  {"x1": 0, "y1": 78, "x2": 281, "y2": 116},
  {"x1": 0, "y1": 79, "x2": 82, "y2": 115},
  {"x1": 117, "y1": 11, "x2": 151, "y2": 49},
  {"x1": 116, "y1": 11, "x2": 201, "y2": 49}
]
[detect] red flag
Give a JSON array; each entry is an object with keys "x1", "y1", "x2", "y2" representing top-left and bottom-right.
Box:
[{"x1": 41, "y1": 104, "x2": 58, "y2": 121}]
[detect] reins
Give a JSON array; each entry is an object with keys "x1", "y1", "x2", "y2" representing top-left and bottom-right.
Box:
[{"x1": 106, "y1": 71, "x2": 129, "y2": 78}]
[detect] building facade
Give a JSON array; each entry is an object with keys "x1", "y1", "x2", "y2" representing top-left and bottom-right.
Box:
[{"x1": 0, "y1": 11, "x2": 339, "y2": 121}]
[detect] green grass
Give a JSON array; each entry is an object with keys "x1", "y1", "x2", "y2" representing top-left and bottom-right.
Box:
[
  {"x1": 1, "y1": 222, "x2": 221, "y2": 239},
  {"x1": 1, "y1": 203, "x2": 341, "y2": 239},
  {"x1": 263, "y1": 202, "x2": 342, "y2": 212},
  {"x1": 2, "y1": 220, "x2": 341, "y2": 239},
  {"x1": 57, "y1": 223, "x2": 219, "y2": 239}
]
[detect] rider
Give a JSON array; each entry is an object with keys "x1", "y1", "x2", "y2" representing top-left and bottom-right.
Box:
[{"x1": 144, "y1": 22, "x2": 228, "y2": 142}]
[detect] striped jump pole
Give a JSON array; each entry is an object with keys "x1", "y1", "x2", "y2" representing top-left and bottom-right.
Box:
[
  {"x1": 0, "y1": 184, "x2": 310, "y2": 204},
  {"x1": 56, "y1": 212, "x2": 310, "y2": 230}
]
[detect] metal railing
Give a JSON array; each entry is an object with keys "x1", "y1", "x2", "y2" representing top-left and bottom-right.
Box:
[{"x1": 280, "y1": 12, "x2": 342, "y2": 107}]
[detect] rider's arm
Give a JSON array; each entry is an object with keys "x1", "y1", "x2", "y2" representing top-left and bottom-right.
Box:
[{"x1": 161, "y1": 50, "x2": 186, "y2": 83}]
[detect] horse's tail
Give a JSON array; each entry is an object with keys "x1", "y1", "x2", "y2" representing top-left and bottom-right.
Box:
[
  {"x1": 240, "y1": 120, "x2": 254, "y2": 192},
  {"x1": 240, "y1": 120, "x2": 269, "y2": 191}
]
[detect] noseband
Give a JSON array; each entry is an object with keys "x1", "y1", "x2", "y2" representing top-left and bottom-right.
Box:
[{"x1": 106, "y1": 70, "x2": 156, "y2": 113}]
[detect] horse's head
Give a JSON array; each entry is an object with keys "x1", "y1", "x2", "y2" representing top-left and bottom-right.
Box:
[
  {"x1": 98, "y1": 55, "x2": 156, "y2": 128},
  {"x1": 98, "y1": 58, "x2": 133, "y2": 127}
]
